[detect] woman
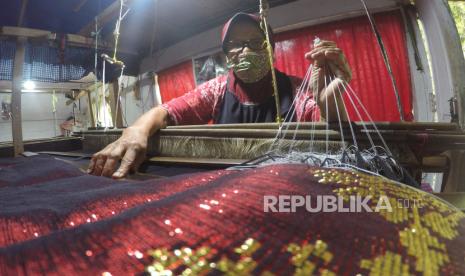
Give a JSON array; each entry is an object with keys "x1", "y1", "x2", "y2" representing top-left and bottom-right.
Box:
[{"x1": 88, "y1": 12, "x2": 352, "y2": 178}]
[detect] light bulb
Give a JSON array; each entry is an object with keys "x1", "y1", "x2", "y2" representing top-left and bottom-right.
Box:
[{"x1": 23, "y1": 80, "x2": 36, "y2": 90}]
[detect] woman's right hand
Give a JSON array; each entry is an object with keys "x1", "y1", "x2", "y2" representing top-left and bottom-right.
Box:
[{"x1": 87, "y1": 126, "x2": 149, "y2": 179}]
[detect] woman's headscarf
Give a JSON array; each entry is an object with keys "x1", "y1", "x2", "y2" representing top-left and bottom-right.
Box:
[
  {"x1": 221, "y1": 12, "x2": 274, "y2": 53},
  {"x1": 221, "y1": 12, "x2": 276, "y2": 104}
]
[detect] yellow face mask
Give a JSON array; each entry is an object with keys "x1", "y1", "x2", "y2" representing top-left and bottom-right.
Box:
[{"x1": 227, "y1": 50, "x2": 271, "y2": 83}]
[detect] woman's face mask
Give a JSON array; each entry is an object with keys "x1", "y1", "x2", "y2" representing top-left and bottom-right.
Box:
[{"x1": 227, "y1": 49, "x2": 271, "y2": 83}]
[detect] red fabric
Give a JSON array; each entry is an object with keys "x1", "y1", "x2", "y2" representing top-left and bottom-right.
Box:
[
  {"x1": 274, "y1": 11, "x2": 413, "y2": 122},
  {"x1": 1, "y1": 156, "x2": 465, "y2": 275},
  {"x1": 158, "y1": 61, "x2": 196, "y2": 103}
]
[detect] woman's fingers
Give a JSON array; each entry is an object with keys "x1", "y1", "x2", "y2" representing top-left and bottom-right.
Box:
[
  {"x1": 314, "y1": 40, "x2": 337, "y2": 48},
  {"x1": 92, "y1": 155, "x2": 107, "y2": 176},
  {"x1": 101, "y1": 146, "x2": 126, "y2": 177},
  {"x1": 306, "y1": 47, "x2": 340, "y2": 61},
  {"x1": 305, "y1": 44, "x2": 352, "y2": 82},
  {"x1": 112, "y1": 148, "x2": 140, "y2": 179},
  {"x1": 87, "y1": 126, "x2": 150, "y2": 179},
  {"x1": 323, "y1": 49, "x2": 343, "y2": 60},
  {"x1": 101, "y1": 158, "x2": 119, "y2": 178},
  {"x1": 87, "y1": 156, "x2": 97, "y2": 174},
  {"x1": 131, "y1": 154, "x2": 147, "y2": 174}
]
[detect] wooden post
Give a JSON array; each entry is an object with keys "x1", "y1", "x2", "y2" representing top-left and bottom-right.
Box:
[
  {"x1": 443, "y1": 150, "x2": 465, "y2": 192},
  {"x1": 11, "y1": 37, "x2": 26, "y2": 157},
  {"x1": 108, "y1": 80, "x2": 123, "y2": 128},
  {"x1": 86, "y1": 90, "x2": 96, "y2": 128},
  {"x1": 114, "y1": 81, "x2": 123, "y2": 128}
]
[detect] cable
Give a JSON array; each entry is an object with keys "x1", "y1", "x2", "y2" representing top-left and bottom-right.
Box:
[
  {"x1": 360, "y1": 0, "x2": 405, "y2": 121},
  {"x1": 259, "y1": 0, "x2": 282, "y2": 124}
]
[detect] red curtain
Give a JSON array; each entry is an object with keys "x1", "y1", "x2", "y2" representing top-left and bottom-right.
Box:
[
  {"x1": 158, "y1": 11, "x2": 413, "y2": 122},
  {"x1": 274, "y1": 11, "x2": 413, "y2": 121},
  {"x1": 158, "y1": 61, "x2": 196, "y2": 103}
]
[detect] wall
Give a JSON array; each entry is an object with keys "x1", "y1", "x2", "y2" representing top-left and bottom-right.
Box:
[
  {"x1": 0, "y1": 91, "x2": 89, "y2": 142},
  {"x1": 117, "y1": 75, "x2": 161, "y2": 126},
  {"x1": 415, "y1": 0, "x2": 465, "y2": 126},
  {"x1": 140, "y1": 0, "x2": 398, "y2": 73}
]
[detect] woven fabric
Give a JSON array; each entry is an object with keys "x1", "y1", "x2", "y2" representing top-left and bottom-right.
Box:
[
  {"x1": 0, "y1": 40, "x2": 15, "y2": 81},
  {"x1": 23, "y1": 43, "x2": 89, "y2": 83},
  {"x1": 0, "y1": 156, "x2": 464, "y2": 275},
  {"x1": 0, "y1": 40, "x2": 91, "y2": 83}
]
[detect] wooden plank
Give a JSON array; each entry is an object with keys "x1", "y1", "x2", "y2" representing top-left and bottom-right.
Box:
[
  {"x1": 0, "y1": 137, "x2": 82, "y2": 158},
  {"x1": 38, "y1": 151, "x2": 92, "y2": 158},
  {"x1": 168, "y1": 122, "x2": 461, "y2": 131},
  {"x1": 11, "y1": 37, "x2": 26, "y2": 157},
  {"x1": 148, "y1": 156, "x2": 246, "y2": 167}
]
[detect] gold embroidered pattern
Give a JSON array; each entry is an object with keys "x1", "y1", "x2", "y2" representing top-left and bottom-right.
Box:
[
  {"x1": 310, "y1": 168, "x2": 465, "y2": 276},
  {"x1": 288, "y1": 240, "x2": 335, "y2": 276},
  {"x1": 422, "y1": 211, "x2": 464, "y2": 240},
  {"x1": 217, "y1": 238, "x2": 261, "y2": 275},
  {"x1": 360, "y1": 251, "x2": 410, "y2": 276},
  {"x1": 146, "y1": 246, "x2": 214, "y2": 275}
]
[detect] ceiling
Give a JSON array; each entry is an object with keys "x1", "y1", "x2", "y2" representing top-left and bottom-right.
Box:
[
  {"x1": 0, "y1": 0, "x2": 296, "y2": 58},
  {"x1": 1, "y1": 0, "x2": 115, "y2": 34}
]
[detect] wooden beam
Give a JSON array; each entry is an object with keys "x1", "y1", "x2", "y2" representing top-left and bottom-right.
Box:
[
  {"x1": 0, "y1": 26, "x2": 107, "y2": 48},
  {"x1": 11, "y1": 37, "x2": 26, "y2": 157},
  {"x1": 78, "y1": 0, "x2": 136, "y2": 36},
  {"x1": 1, "y1": 26, "x2": 49, "y2": 38},
  {"x1": 0, "y1": 80, "x2": 93, "y2": 93},
  {"x1": 73, "y1": 0, "x2": 89, "y2": 12},
  {"x1": 443, "y1": 151, "x2": 465, "y2": 192},
  {"x1": 17, "y1": 0, "x2": 28, "y2": 27},
  {"x1": 65, "y1": 90, "x2": 88, "y2": 106},
  {"x1": 0, "y1": 26, "x2": 137, "y2": 55}
]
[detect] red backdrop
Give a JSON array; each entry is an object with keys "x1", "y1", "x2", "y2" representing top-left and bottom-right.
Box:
[
  {"x1": 274, "y1": 11, "x2": 413, "y2": 121},
  {"x1": 157, "y1": 61, "x2": 196, "y2": 102},
  {"x1": 157, "y1": 11, "x2": 413, "y2": 122}
]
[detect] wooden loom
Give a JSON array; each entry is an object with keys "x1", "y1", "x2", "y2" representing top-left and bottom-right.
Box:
[{"x1": 80, "y1": 122, "x2": 465, "y2": 189}]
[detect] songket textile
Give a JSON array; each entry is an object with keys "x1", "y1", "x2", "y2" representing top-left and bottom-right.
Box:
[{"x1": 0, "y1": 156, "x2": 464, "y2": 275}]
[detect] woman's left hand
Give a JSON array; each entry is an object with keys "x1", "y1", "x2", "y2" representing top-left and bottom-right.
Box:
[{"x1": 305, "y1": 40, "x2": 352, "y2": 83}]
